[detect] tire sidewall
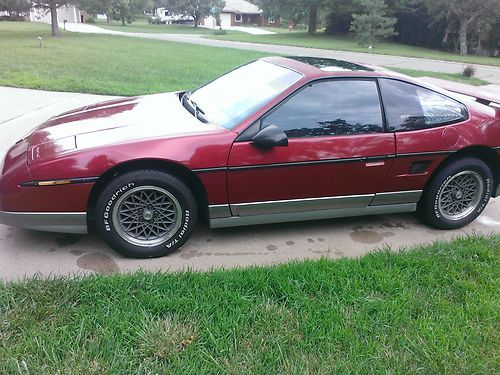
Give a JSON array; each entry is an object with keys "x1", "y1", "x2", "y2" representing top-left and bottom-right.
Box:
[
  {"x1": 96, "y1": 171, "x2": 197, "y2": 258},
  {"x1": 425, "y1": 158, "x2": 492, "y2": 229}
]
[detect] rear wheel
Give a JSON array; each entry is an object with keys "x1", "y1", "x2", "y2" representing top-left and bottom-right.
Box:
[
  {"x1": 419, "y1": 158, "x2": 493, "y2": 229},
  {"x1": 95, "y1": 170, "x2": 197, "y2": 258}
]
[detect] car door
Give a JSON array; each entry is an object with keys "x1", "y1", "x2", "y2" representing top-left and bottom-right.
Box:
[{"x1": 227, "y1": 78, "x2": 396, "y2": 216}]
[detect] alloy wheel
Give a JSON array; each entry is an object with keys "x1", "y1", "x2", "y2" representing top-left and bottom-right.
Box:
[
  {"x1": 437, "y1": 170, "x2": 484, "y2": 221},
  {"x1": 112, "y1": 185, "x2": 182, "y2": 247}
]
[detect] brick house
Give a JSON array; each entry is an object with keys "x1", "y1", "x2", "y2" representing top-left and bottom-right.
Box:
[{"x1": 202, "y1": 0, "x2": 280, "y2": 29}]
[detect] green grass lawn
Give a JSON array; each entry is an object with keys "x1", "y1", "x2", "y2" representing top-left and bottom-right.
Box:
[
  {"x1": 0, "y1": 22, "x2": 266, "y2": 95},
  {"x1": 386, "y1": 67, "x2": 489, "y2": 86},
  {"x1": 210, "y1": 32, "x2": 500, "y2": 67},
  {"x1": 0, "y1": 22, "x2": 492, "y2": 96},
  {"x1": 95, "y1": 18, "x2": 218, "y2": 34},
  {"x1": 0, "y1": 235, "x2": 498, "y2": 373}
]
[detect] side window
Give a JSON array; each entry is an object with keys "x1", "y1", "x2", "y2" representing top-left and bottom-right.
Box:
[
  {"x1": 379, "y1": 79, "x2": 468, "y2": 132},
  {"x1": 262, "y1": 79, "x2": 384, "y2": 138}
]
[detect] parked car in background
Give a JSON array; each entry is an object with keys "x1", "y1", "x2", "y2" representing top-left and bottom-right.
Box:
[
  {"x1": 150, "y1": 8, "x2": 194, "y2": 24},
  {"x1": 0, "y1": 57, "x2": 498, "y2": 258}
]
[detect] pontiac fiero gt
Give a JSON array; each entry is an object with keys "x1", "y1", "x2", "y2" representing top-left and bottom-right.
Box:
[{"x1": 1, "y1": 57, "x2": 498, "y2": 258}]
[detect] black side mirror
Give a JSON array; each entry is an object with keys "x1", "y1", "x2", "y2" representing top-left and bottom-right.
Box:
[{"x1": 251, "y1": 125, "x2": 288, "y2": 148}]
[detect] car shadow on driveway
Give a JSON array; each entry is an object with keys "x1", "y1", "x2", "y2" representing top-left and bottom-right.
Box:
[{"x1": 0, "y1": 207, "x2": 497, "y2": 280}]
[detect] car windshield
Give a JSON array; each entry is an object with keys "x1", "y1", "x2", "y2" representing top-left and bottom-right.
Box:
[{"x1": 187, "y1": 60, "x2": 302, "y2": 129}]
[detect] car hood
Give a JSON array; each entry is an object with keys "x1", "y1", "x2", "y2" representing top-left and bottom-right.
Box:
[{"x1": 28, "y1": 93, "x2": 224, "y2": 162}]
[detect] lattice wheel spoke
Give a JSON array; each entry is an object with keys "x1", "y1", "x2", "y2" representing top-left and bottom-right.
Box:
[
  {"x1": 437, "y1": 171, "x2": 484, "y2": 221},
  {"x1": 112, "y1": 185, "x2": 182, "y2": 247}
]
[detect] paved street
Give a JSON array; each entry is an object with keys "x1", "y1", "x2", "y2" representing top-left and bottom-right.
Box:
[
  {"x1": 0, "y1": 86, "x2": 499, "y2": 280},
  {"x1": 63, "y1": 23, "x2": 500, "y2": 84}
]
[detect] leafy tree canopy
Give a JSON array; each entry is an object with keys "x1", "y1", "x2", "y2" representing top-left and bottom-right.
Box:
[
  {"x1": 0, "y1": 0, "x2": 30, "y2": 14},
  {"x1": 168, "y1": 0, "x2": 225, "y2": 27}
]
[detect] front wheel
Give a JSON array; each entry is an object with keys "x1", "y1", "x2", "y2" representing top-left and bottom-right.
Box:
[
  {"x1": 419, "y1": 157, "x2": 493, "y2": 230},
  {"x1": 95, "y1": 170, "x2": 197, "y2": 258}
]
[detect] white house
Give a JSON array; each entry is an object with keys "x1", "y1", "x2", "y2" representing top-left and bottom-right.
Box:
[
  {"x1": 29, "y1": 4, "x2": 82, "y2": 24},
  {"x1": 202, "y1": 0, "x2": 279, "y2": 29}
]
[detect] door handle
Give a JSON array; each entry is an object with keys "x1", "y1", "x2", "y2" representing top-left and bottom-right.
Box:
[{"x1": 363, "y1": 156, "x2": 386, "y2": 167}]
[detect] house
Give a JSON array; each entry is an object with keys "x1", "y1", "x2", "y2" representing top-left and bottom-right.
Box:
[
  {"x1": 202, "y1": 0, "x2": 280, "y2": 29},
  {"x1": 29, "y1": 4, "x2": 83, "y2": 24}
]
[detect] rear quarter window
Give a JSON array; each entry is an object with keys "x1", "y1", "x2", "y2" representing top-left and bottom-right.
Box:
[{"x1": 379, "y1": 79, "x2": 468, "y2": 132}]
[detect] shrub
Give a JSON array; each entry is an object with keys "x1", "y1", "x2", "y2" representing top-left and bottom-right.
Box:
[
  {"x1": 463, "y1": 64, "x2": 475, "y2": 78},
  {"x1": 0, "y1": 15, "x2": 26, "y2": 22}
]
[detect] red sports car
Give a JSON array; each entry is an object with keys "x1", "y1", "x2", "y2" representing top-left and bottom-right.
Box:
[{"x1": 1, "y1": 57, "x2": 499, "y2": 258}]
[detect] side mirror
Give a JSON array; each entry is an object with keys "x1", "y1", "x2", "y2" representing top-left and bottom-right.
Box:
[{"x1": 251, "y1": 125, "x2": 288, "y2": 148}]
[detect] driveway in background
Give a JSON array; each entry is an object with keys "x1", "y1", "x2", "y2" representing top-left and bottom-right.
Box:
[
  {"x1": 0, "y1": 87, "x2": 118, "y2": 157},
  {"x1": 0, "y1": 86, "x2": 499, "y2": 281}
]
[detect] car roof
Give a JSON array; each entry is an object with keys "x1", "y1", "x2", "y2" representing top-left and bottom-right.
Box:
[
  {"x1": 260, "y1": 56, "x2": 478, "y2": 110},
  {"x1": 262, "y1": 56, "x2": 394, "y2": 79}
]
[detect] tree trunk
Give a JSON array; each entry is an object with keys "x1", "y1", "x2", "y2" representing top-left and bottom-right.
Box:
[
  {"x1": 194, "y1": 17, "x2": 199, "y2": 28},
  {"x1": 458, "y1": 18, "x2": 468, "y2": 56},
  {"x1": 106, "y1": 14, "x2": 111, "y2": 23},
  {"x1": 442, "y1": 18, "x2": 452, "y2": 44},
  {"x1": 121, "y1": 16, "x2": 125, "y2": 26},
  {"x1": 307, "y1": 3, "x2": 317, "y2": 35},
  {"x1": 50, "y1": 5, "x2": 59, "y2": 36}
]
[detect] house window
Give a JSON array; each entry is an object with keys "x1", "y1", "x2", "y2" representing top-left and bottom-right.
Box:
[
  {"x1": 235, "y1": 13, "x2": 242, "y2": 23},
  {"x1": 268, "y1": 16, "x2": 275, "y2": 24}
]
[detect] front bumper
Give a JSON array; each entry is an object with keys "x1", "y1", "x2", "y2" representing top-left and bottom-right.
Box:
[{"x1": 0, "y1": 211, "x2": 87, "y2": 234}]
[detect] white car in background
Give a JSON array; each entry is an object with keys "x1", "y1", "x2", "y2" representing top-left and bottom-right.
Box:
[{"x1": 152, "y1": 8, "x2": 194, "y2": 25}]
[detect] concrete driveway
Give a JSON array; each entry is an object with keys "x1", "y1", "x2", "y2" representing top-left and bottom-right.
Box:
[{"x1": 0, "y1": 86, "x2": 499, "y2": 281}]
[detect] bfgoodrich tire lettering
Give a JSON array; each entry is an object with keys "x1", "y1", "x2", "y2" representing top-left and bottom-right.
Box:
[
  {"x1": 96, "y1": 170, "x2": 197, "y2": 258},
  {"x1": 420, "y1": 157, "x2": 492, "y2": 230}
]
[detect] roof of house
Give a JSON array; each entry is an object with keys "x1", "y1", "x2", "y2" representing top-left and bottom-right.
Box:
[{"x1": 222, "y1": 0, "x2": 262, "y2": 14}]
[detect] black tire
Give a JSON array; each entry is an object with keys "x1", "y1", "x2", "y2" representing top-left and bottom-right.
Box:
[
  {"x1": 419, "y1": 157, "x2": 493, "y2": 230},
  {"x1": 95, "y1": 170, "x2": 197, "y2": 258}
]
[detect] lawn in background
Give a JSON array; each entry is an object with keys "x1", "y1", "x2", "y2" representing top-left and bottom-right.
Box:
[
  {"x1": 94, "y1": 18, "x2": 218, "y2": 34},
  {"x1": 210, "y1": 31, "x2": 500, "y2": 67},
  {"x1": 0, "y1": 22, "x2": 266, "y2": 96},
  {"x1": 386, "y1": 67, "x2": 489, "y2": 86},
  {"x1": 1, "y1": 235, "x2": 498, "y2": 374},
  {"x1": 0, "y1": 22, "x2": 493, "y2": 97}
]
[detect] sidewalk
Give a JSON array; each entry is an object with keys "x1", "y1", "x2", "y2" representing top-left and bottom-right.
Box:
[
  {"x1": 0, "y1": 86, "x2": 118, "y2": 157},
  {"x1": 62, "y1": 22, "x2": 500, "y2": 84}
]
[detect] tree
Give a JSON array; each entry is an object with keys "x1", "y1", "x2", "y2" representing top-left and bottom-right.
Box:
[
  {"x1": 427, "y1": 0, "x2": 500, "y2": 55},
  {"x1": 169, "y1": 0, "x2": 225, "y2": 28},
  {"x1": 324, "y1": 0, "x2": 361, "y2": 35},
  {"x1": 350, "y1": 0, "x2": 397, "y2": 47},
  {"x1": 0, "y1": 0, "x2": 30, "y2": 16},
  {"x1": 306, "y1": 0, "x2": 319, "y2": 34},
  {"x1": 255, "y1": 0, "x2": 321, "y2": 33},
  {"x1": 31, "y1": 0, "x2": 71, "y2": 36},
  {"x1": 76, "y1": 0, "x2": 150, "y2": 24},
  {"x1": 255, "y1": 0, "x2": 307, "y2": 28},
  {"x1": 76, "y1": 0, "x2": 114, "y2": 22}
]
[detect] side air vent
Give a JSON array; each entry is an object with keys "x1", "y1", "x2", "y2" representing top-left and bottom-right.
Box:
[{"x1": 409, "y1": 161, "x2": 431, "y2": 174}]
